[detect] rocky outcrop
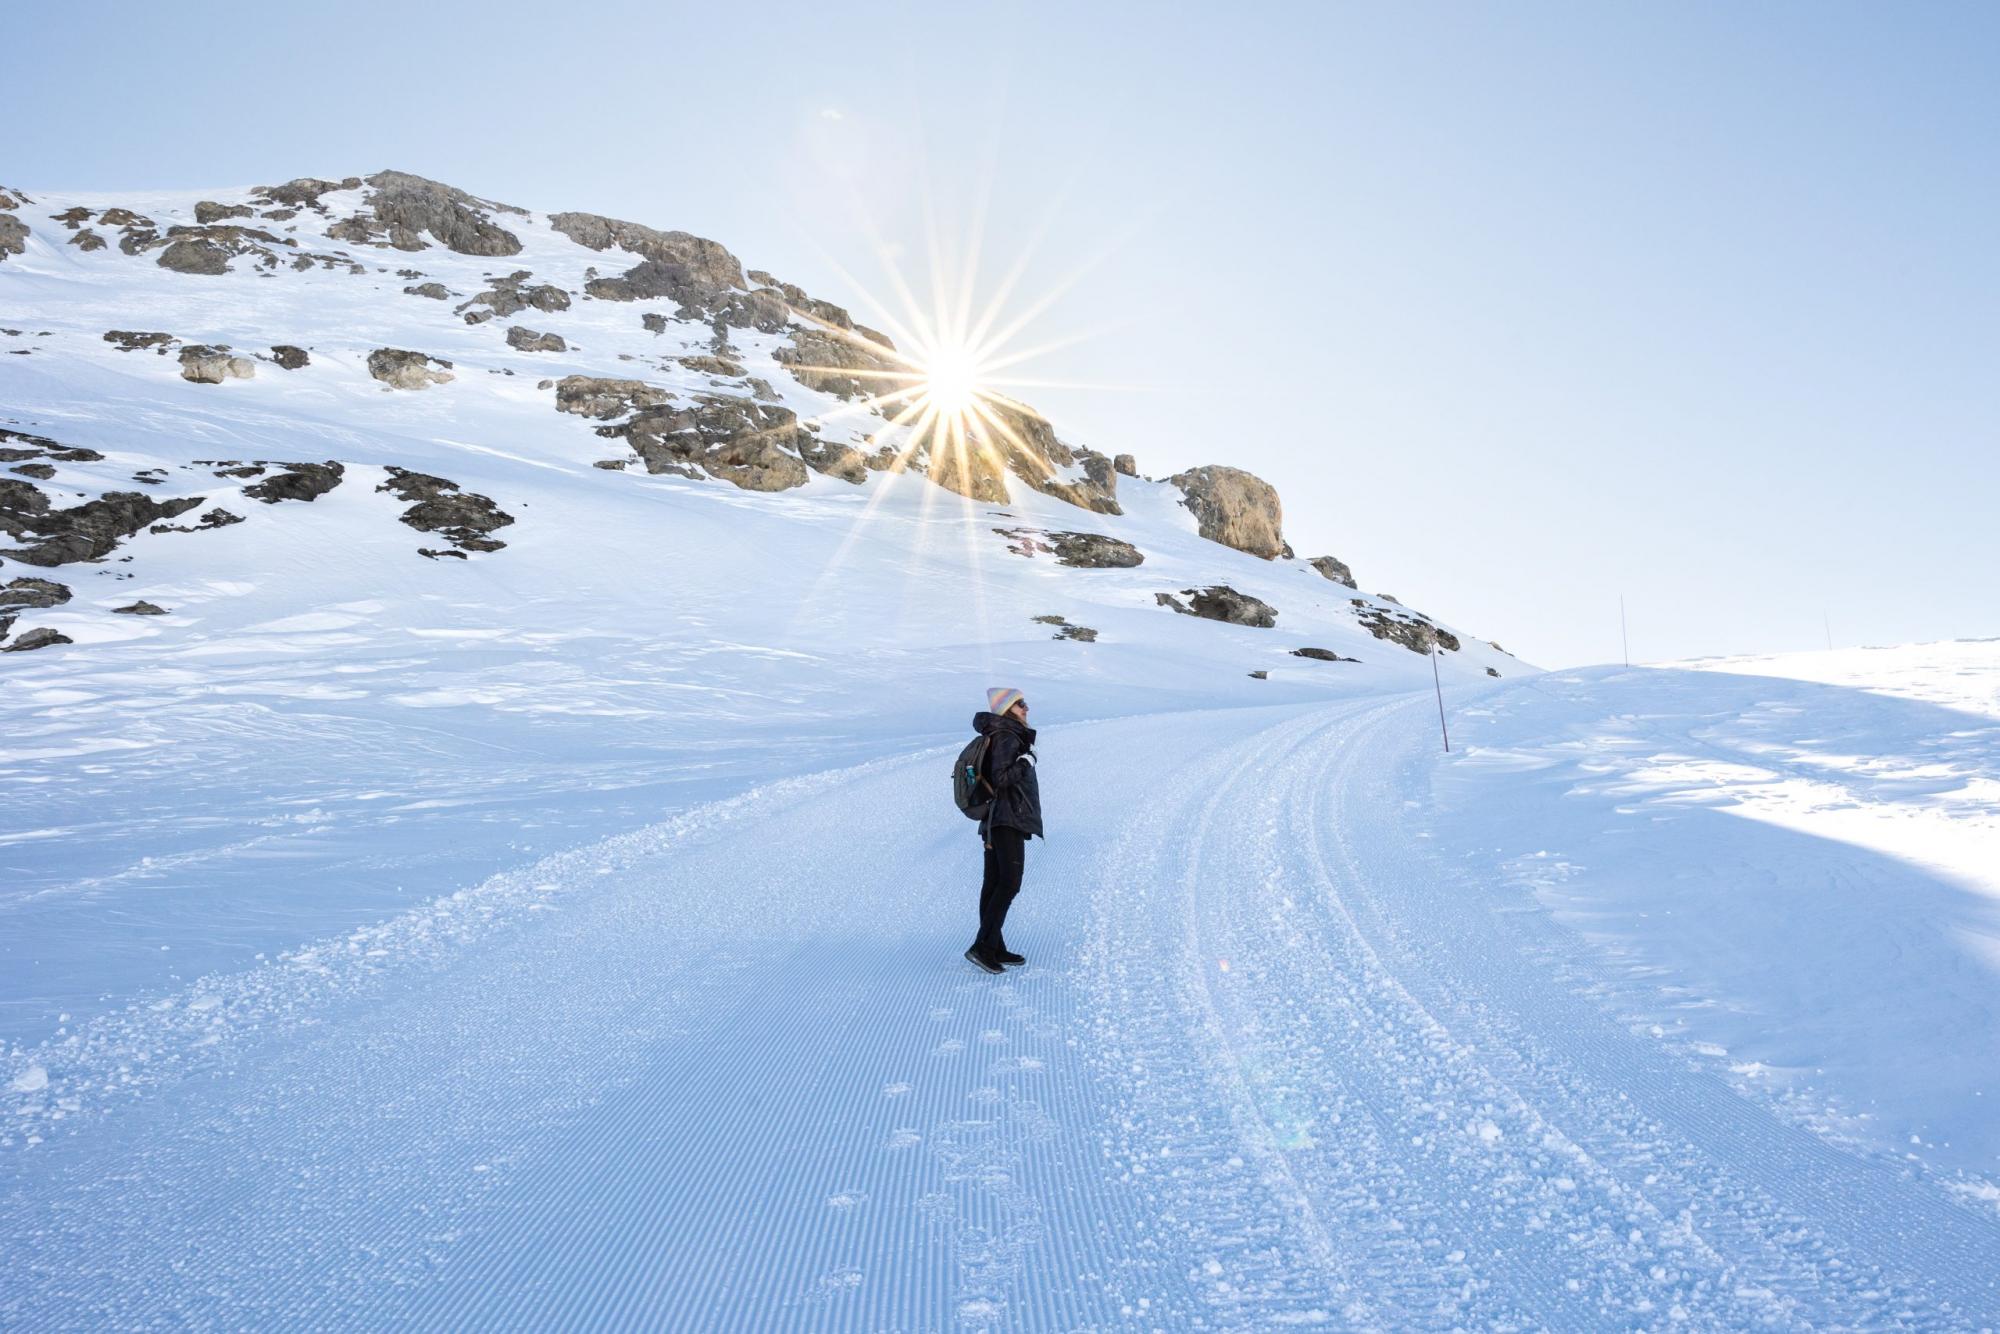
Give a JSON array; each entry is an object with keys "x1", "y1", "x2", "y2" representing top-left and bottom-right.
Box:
[
  {"x1": 113, "y1": 601, "x2": 168, "y2": 615},
  {"x1": 1291, "y1": 647, "x2": 1358, "y2": 663},
  {"x1": 0, "y1": 577, "x2": 71, "y2": 609},
  {"x1": 554, "y1": 375, "x2": 674, "y2": 419},
  {"x1": 971, "y1": 401, "x2": 1121, "y2": 515},
  {"x1": 251, "y1": 177, "x2": 362, "y2": 212},
  {"x1": 270, "y1": 345, "x2": 309, "y2": 370},
  {"x1": 1352, "y1": 600, "x2": 1460, "y2": 654},
  {"x1": 506, "y1": 326, "x2": 567, "y2": 353},
  {"x1": 104, "y1": 330, "x2": 179, "y2": 354},
  {"x1": 680, "y1": 354, "x2": 744, "y2": 377},
  {"x1": 1114, "y1": 454, "x2": 1137, "y2": 477},
  {"x1": 367, "y1": 348, "x2": 454, "y2": 390},
  {"x1": 327, "y1": 170, "x2": 524, "y2": 256},
  {"x1": 799, "y1": 439, "x2": 870, "y2": 484},
  {"x1": 69, "y1": 229, "x2": 106, "y2": 252},
  {"x1": 773, "y1": 328, "x2": 902, "y2": 401},
  {"x1": 375, "y1": 467, "x2": 514, "y2": 554},
  {"x1": 179, "y1": 346, "x2": 256, "y2": 383},
  {"x1": 10, "y1": 463, "x2": 55, "y2": 480},
  {"x1": 928, "y1": 440, "x2": 1010, "y2": 503},
  {"x1": 149, "y1": 507, "x2": 243, "y2": 534},
  {"x1": 1170, "y1": 465, "x2": 1285, "y2": 560},
  {"x1": 622, "y1": 398, "x2": 811, "y2": 491},
  {"x1": 557, "y1": 376, "x2": 806, "y2": 489},
  {"x1": 243, "y1": 461, "x2": 344, "y2": 504},
  {"x1": 552, "y1": 212, "x2": 746, "y2": 290},
  {"x1": 195, "y1": 201, "x2": 253, "y2": 224},
  {"x1": 458, "y1": 271, "x2": 570, "y2": 323},
  {"x1": 1155, "y1": 585, "x2": 1277, "y2": 628},
  {"x1": 994, "y1": 527, "x2": 1143, "y2": 568},
  {"x1": 1308, "y1": 555, "x2": 1356, "y2": 588},
  {"x1": 0, "y1": 213, "x2": 28, "y2": 263},
  {"x1": 1, "y1": 479, "x2": 203, "y2": 566},
  {"x1": 404, "y1": 281, "x2": 450, "y2": 300},
  {"x1": 156, "y1": 237, "x2": 231, "y2": 274}
]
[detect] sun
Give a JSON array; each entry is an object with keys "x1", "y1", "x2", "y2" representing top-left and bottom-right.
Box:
[{"x1": 920, "y1": 343, "x2": 984, "y2": 421}]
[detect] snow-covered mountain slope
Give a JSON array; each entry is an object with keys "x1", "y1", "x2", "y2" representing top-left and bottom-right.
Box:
[
  {"x1": 0, "y1": 171, "x2": 1513, "y2": 1046},
  {"x1": 8, "y1": 175, "x2": 1998, "y2": 1327},
  {"x1": 3, "y1": 669, "x2": 1996, "y2": 1328}
]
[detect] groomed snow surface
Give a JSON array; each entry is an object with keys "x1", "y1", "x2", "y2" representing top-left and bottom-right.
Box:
[{"x1": 4, "y1": 645, "x2": 1999, "y2": 1328}]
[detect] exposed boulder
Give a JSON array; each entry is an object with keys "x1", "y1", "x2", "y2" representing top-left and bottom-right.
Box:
[
  {"x1": 994, "y1": 527, "x2": 1143, "y2": 568},
  {"x1": 1291, "y1": 647, "x2": 1358, "y2": 663},
  {"x1": 1155, "y1": 585, "x2": 1277, "y2": 628},
  {"x1": 367, "y1": 347, "x2": 454, "y2": 390},
  {"x1": 1114, "y1": 454, "x2": 1138, "y2": 477},
  {"x1": 104, "y1": 330, "x2": 179, "y2": 354},
  {"x1": 270, "y1": 344, "x2": 309, "y2": 370},
  {"x1": 194, "y1": 201, "x2": 253, "y2": 224},
  {"x1": 0, "y1": 188, "x2": 27, "y2": 210},
  {"x1": 404, "y1": 281, "x2": 451, "y2": 300},
  {"x1": 1487, "y1": 666, "x2": 1501, "y2": 677},
  {"x1": 554, "y1": 375, "x2": 674, "y2": 419},
  {"x1": 10, "y1": 463, "x2": 55, "y2": 480},
  {"x1": 1, "y1": 481, "x2": 203, "y2": 566},
  {"x1": 0, "y1": 577, "x2": 71, "y2": 609},
  {"x1": 2, "y1": 627, "x2": 71, "y2": 653},
  {"x1": 113, "y1": 601, "x2": 169, "y2": 615},
  {"x1": 156, "y1": 237, "x2": 231, "y2": 274},
  {"x1": 178, "y1": 345, "x2": 256, "y2": 383},
  {"x1": 641, "y1": 312, "x2": 668, "y2": 335},
  {"x1": 1308, "y1": 555, "x2": 1356, "y2": 588},
  {"x1": 506, "y1": 326, "x2": 567, "y2": 353},
  {"x1": 0, "y1": 214, "x2": 30, "y2": 262},
  {"x1": 243, "y1": 461, "x2": 344, "y2": 504},
  {"x1": 68, "y1": 229, "x2": 106, "y2": 252},
  {"x1": 327, "y1": 170, "x2": 524, "y2": 256},
  {"x1": 375, "y1": 467, "x2": 515, "y2": 554},
  {"x1": 1170, "y1": 465, "x2": 1285, "y2": 559},
  {"x1": 1351, "y1": 600, "x2": 1460, "y2": 654},
  {"x1": 1248, "y1": 670, "x2": 1269, "y2": 680}
]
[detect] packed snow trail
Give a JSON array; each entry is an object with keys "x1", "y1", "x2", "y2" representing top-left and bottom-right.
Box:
[{"x1": 4, "y1": 693, "x2": 1998, "y2": 1328}]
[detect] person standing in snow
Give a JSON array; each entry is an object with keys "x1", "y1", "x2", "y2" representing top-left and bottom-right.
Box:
[{"x1": 966, "y1": 688, "x2": 1041, "y2": 974}]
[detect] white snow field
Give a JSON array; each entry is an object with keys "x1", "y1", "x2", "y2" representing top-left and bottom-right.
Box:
[{"x1": 4, "y1": 177, "x2": 1999, "y2": 1326}]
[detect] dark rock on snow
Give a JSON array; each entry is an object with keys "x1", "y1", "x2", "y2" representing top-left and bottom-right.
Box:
[
  {"x1": 994, "y1": 527, "x2": 1143, "y2": 569},
  {"x1": 2, "y1": 627, "x2": 72, "y2": 652},
  {"x1": 506, "y1": 326, "x2": 567, "y2": 353},
  {"x1": 367, "y1": 347, "x2": 454, "y2": 390},
  {"x1": 1308, "y1": 555, "x2": 1356, "y2": 588},
  {"x1": 375, "y1": 467, "x2": 515, "y2": 554},
  {"x1": 113, "y1": 600, "x2": 169, "y2": 615},
  {"x1": 243, "y1": 461, "x2": 344, "y2": 504},
  {"x1": 1156, "y1": 585, "x2": 1278, "y2": 628}
]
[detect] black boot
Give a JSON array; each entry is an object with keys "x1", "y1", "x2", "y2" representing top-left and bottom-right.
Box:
[
  {"x1": 964, "y1": 943, "x2": 1004, "y2": 975},
  {"x1": 995, "y1": 940, "x2": 1026, "y2": 966}
]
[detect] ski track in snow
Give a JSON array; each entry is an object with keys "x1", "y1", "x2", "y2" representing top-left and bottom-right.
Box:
[{"x1": 4, "y1": 693, "x2": 1999, "y2": 1328}]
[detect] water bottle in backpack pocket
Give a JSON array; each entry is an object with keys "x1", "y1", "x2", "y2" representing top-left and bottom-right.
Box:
[{"x1": 952, "y1": 734, "x2": 993, "y2": 820}]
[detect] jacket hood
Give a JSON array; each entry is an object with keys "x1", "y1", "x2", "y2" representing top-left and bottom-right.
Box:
[{"x1": 973, "y1": 711, "x2": 1036, "y2": 744}]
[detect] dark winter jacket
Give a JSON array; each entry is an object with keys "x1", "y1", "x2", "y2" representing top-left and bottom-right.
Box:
[{"x1": 973, "y1": 711, "x2": 1042, "y2": 839}]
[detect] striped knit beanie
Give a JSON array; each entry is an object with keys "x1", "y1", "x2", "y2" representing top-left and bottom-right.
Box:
[{"x1": 987, "y1": 687, "x2": 1024, "y2": 716}]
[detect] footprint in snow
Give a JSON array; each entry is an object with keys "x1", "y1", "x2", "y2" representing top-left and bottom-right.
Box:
[{"x1": 883, "y1": 1081, "x2": 913, "y2": 1097}]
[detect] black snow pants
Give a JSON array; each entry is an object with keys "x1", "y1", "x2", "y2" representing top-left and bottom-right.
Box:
[{"x1": 976, "y1": 827, "x2": 1026, "y2": 953}]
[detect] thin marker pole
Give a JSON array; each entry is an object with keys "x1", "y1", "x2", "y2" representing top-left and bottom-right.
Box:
[
  {"x1": 1823, "y1": 611, "x2": 1833, "y2": 651},
  {"x1": 1620, "y1": 595, "x2": 1629, "y2": 667},
  {"x1": 1431, "y1": 645, "x2": 1450, "y2": 753}
]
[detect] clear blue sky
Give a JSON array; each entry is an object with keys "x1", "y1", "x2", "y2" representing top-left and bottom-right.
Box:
[{"x1": 13, "y1": 1, "x2": 1997, "y2": 666}]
